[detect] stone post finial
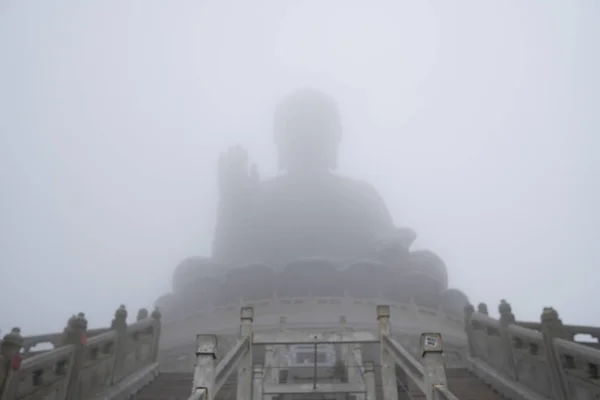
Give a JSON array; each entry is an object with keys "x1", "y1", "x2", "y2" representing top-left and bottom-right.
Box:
[
  {"x1": 539, "y1": 306, "x2": 569, "y2": 399},
  {"x1": 541, "y1": 307, "x2": 561, "y2": 324},
  {"x1": 499, "y1": 299, "x2": 515, "y2": 323},
  {"x1": 1, "y1": 327, "x2": 24, "y2": 358},
  {"x1": 111, "y1": 305, "x2": 128, "y2": 330},
  {"x1": 151, "y1": 307, "x2": 162, "y2": 321},
  {"x1": 376, "y1": 305, "x2": 390, "y2": 320},
  {"x1": 0, "y1": 327, "x2": 24, "y2": 387},
  {"x1": 64, "y1": 314, "x2": 76, "y2": 333},
  {"x1": 240, "y1": 306, "x2": 254, "y2": 322},
  {"x1": 75, "y1": 313, "x2": 88, "y2": 330},
  {"x1": 498, "y1": 299, "x2": 511, "y2": 314},
  {"x1": 477, "y1": 302, "x2": 488, "y2": 315},
  {"x1": 61, "y1": 313, "x2": 87, "y2": 346},
  {"x1": 464, "y1": 303, "x2": 475, "y2": 319},
  {"x1": 137, "y1": 308, "x2": 149, "y2": 321}
]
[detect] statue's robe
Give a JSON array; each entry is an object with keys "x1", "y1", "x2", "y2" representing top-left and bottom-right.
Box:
[{"x1": 214, "y1": 172, "x2": 394, "y2": 266}]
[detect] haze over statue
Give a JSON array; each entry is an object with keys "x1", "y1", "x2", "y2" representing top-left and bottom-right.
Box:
[
  {"x1": 3, "y1": 90, "x2": 598, "y2": 400},
  {"x1": 214, "y1": 88, "x2": 414, "y2": 265},
  {"x1": 156, "y1": 89, "x2": 463, "y2": 321}
]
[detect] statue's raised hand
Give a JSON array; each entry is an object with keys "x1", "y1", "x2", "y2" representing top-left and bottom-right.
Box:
[{"x1": 217, "y1": 145, "x2": 257, "y2": 200}]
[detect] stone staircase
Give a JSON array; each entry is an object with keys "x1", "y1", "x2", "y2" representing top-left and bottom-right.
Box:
[
  {"x1": 136, "y1": 373, "x2": 191, "y2": 400},
  {"x1": 134, "y1": 368, "x2": 505, "y2": 400},
  {"x1": 406, "y1": 369, "x2": 505, "y2": 400},
  {"x1": 135, "y1": 373, "x2": 232, "y2": 400},
  {"x1": 4, "y1": 302, "x2": 600, "y2": 400},
  {"x1": 445, "y1": 369, "x2": 505, "y2": 400},
  {"x1": 136, "y1": 373, "x2": 239, "y2": 400}
]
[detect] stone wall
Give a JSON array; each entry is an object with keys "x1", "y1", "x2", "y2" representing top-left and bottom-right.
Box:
[
  {"x1": 465, "y1": 300, "x2": 600, "y2": 400},
  {"x1": 0, "y1": 305, "x2": 162, "y2": 400}
]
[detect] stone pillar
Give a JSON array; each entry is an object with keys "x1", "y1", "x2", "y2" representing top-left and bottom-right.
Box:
[
  {"x1": 364, "y1": 361, "x2": 377, "y2": 400},
  {"x1": 420, "y1": 332, "x2": 447, "y2": 400},
  {"x1": 64, "y1": 313, "x2": 88, "y2": 400},
  {"x1": 377, "y1": 305, "x2": 398, "y2": 400},
  {"x1": 252, "y1": 364, "x2": 264, "y2": 400},
  {"x1": 498, "y1": 299, "x2": 517, "y2": 379},
  {"x1": 463, "y1": 304, "x2": 477, "y2": 358},
  {"x1": 540, "y1": 307, "x2": 570, "y2": 400},
  {"x1": 110, "y1": 304, "x2": 129, "y2": 384},
  {"x1": 237, "y1": 306, "x2": 253, "y2": 400},
  {"x1": 193, "y1": 334, "x2": 218, "y2": 400},
  {"x1": 150, "y1": 307, "x2": 162, "y2": 363},
  {"x1": 348, "y1": 343, "x2": 365, "y2": 400},
  {"x1": 263, "y1": 346, "x2": 278, "y2": 400},
  {"x1": 0, "y1": 327, "x2": 24, "y2": 396}
]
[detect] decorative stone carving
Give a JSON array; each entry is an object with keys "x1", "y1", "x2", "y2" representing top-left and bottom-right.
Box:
[
  {"x1": 0, "y1": 327, "x2": 23, "y2": 393},
  {"x1": 111, "y1": 305, "x2": 127, "y2": 330},
  {"x1": 477, "y1": 303, "x2": 489, "y2": 315}
]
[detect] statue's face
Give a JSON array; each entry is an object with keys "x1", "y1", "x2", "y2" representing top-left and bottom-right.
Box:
[{"x1": 274, "y1": 90, "x2": 341, "y2": 172}]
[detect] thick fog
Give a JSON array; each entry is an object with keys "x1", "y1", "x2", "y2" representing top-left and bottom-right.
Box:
[{"x1": 1, "y1": 1, "x2": 598, "y2": 335}]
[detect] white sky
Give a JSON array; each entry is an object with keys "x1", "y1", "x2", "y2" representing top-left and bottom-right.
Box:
[{"x1": 0, "y1": 0, "x2": 598, "y2": 334}]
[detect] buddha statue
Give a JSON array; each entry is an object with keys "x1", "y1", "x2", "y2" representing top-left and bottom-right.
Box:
[
  {"x1": 212, "y1": 89, "x2": 412, "y2": 267},
  {"x1": 154, "y1": 89, "x2": 459, "y2": 317}
]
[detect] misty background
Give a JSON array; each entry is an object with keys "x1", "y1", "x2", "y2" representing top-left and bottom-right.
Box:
[{"x1": 1, "y1": 1, "x2": 598, "y2": 335}]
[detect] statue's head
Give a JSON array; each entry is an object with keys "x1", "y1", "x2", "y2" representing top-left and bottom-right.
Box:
[{"x1": 274, "y1": 89, "x2": 342, "y2": 172}]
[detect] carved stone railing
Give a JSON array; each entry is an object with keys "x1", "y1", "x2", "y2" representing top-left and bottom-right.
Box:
[
  {"x1": 516, "y1": 321, "x2": 600, "y2": 349},
  {"x1": 464, "y1": 300, "x2": 600, "y2": 400},
  {"x1": 0, "y1": 305, "x2": 162, "y2": 400},
  {"x1": 186, "y1": 304, "x2": 467, "y2": 400},
  {"x1": 161, "y1": 294, "x2": 465, "y2": 326}
]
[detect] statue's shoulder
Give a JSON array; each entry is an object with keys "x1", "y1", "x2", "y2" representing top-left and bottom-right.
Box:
[
  {"x1": 332, "y1": 173, "x2": 387, "y2": 202},
  {"x1": 257, "y1": 173, "x2": 386, "y2": 203},
  {"x1": 333, "y1": 174, "x2": 394, "y2": 227}
]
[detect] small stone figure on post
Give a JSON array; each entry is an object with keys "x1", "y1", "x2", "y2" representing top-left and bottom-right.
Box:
[
  {"x1": 111, "y1": 305, "x2": 128, "y2": 330},
  {"x1": 540, "y1": 307, "x2": 569, "y2": 400},
  {"x1": 151, "y1": 307, "x2": 162, "y2": 321},
  {"x1": 477, "y1": 303, "x2": 489, "y2": 315},
  {"x1": 111, "y1": 305, "x2": 129, "y2": 384},
  {"x1": 62, "y1": 313, "x2": 88, "y2": 346},
  {"x1": 0, "y1": 328, "x2": 24, "y2": 393},
  {"x1": 498, "y1": 299, "x2": 516, "y2": 324}
]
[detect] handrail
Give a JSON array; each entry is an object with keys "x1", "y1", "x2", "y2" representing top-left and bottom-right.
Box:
[
  {"x1": 381, "y1": 333, "x2": 427, "y2": 393},
  {"x1": 188, "y1": 388, "x2": 207, "y2": 400},
  {"x1": 213, "y1": 337, "x2": 250, "y2": 393},
  {"x1": 465, "y1": 303, "x2": 600, "y2": 400},
  {"x1": 434, "y1": 384, "x2": 460, "y2": 400},
  {"x1": 0, "y1": 306, "x2": 161, "y2": 400},
  {"x1": 396, "y1": 377, "x2": 415, "y2": 400},
  {"x1": 182, "y1": 304, "x2": 599, "y2": 400}
]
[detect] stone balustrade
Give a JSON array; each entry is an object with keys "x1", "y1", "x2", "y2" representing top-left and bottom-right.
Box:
[
  {"x1": 1, "y1": 297, "x2": 598, "y2": 400},
  {"x1": 0, "y1": 305, "x2": 162, "y2": 400},
  {"x1": 464, "y1": 300, "x2": 600, "y2": 400}
]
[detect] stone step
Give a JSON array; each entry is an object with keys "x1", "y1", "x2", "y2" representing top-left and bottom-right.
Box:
[
  {"x1": 135, "y1": 368, "x2": 507, "y2": 400},
  {"x1": 136, "y1": 372, "x2": 237, "y2": 400}
]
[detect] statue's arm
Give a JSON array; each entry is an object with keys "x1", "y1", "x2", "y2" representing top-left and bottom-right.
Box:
[
  {"x1": 360, "y1": 181, "x2": 395, "y2": 232},
  {"x1": 211, "y1": 146, "x2": 259, "y2": 262}
]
